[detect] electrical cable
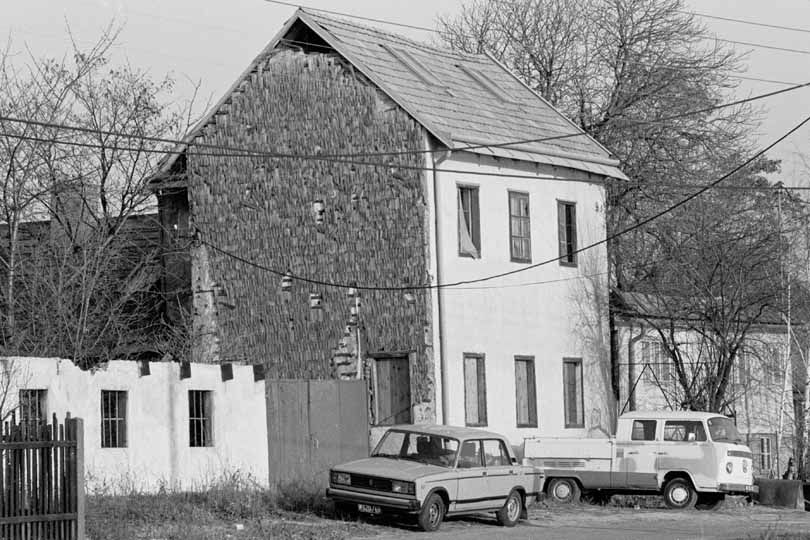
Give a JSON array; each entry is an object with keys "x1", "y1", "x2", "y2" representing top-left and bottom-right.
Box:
[{"x1": 195, "y1": 111, "x2": 810, "y2": 292}]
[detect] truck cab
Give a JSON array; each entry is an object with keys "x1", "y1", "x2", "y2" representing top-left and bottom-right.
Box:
[{"x1": 524, "y1": 411, "x2": 757, "y2": 509}]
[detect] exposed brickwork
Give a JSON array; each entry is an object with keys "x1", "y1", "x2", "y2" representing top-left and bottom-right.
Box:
[{"x1": 183, "y1": 50, "x2": 434, "y2": 404}]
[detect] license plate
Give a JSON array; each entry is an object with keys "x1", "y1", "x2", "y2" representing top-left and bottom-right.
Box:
[{"x1": 357, "y1": 504, "x2": 382, "y2": 514}]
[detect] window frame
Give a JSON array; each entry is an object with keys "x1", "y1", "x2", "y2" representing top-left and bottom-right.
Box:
[
  {"x1": 562, "y1": 358, "x2": 584, "y2": 429},
  {"x1": 100, "y1": 390, "x2": 128, "y2": 449},
  {"x1": 557, "y1": 200, "x2": 577, "y2": 267},
  {"x1": 508, "y1": 191, "x2": 531, "y2": 263},
  {"x1": 463, "y1": 353, "x2": 488, "y2": 427},
  {"x1": 514, "y1": 356, "x2": 538, "y2": 428},
  {"x1": 19, "y1": 389, "x2": 47, "y2": 430},
  {"x1": 188, "y1": 390, "x2": 213, "y2": 448},
  {"x1": 457, "y1": 184, "x2": 481, "y2": 258}
]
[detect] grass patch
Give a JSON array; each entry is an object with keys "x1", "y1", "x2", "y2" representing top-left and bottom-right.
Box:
[{"x1": 86, "y1": 472, "x2": 378, "y2": 540}]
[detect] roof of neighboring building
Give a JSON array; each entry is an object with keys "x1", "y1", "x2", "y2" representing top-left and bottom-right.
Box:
[
  {"x1": 154, "y1": 8, "x2": 627, "y2": 182},
  {"x1": 620, "y1": 411, "x2": 729, "y2": 421},
  {"x1": 385, "y1": 424, "x2": 509, "y2": 441}
]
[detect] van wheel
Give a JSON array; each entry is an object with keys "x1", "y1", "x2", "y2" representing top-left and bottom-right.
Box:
[
  {"x1": 496, "y1": 490, "x2": 523, "y2": 527},
  {"x1": 418, "y1": 493, "x2": 446, "y2": 532},
  {"x1": 663, "y1": 477, "x2": 697, "y2": 509},
  {"x1": 548, "y1": 478, "x2": 581, "y2": 504},
  {"x1": 695, "y1": 493, "x2": 725, "y2": 510}
]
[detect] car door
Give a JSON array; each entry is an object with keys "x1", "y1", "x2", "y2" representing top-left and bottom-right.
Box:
[
  {"x1": 658, "y1": 420, "x2": 714, "y2": 489},
  {"x1": 481, "y1": 439, "x2": 514, "y2": 509},
  {"x1": 618, "y1": 419, "x2": 659, "y2": 489},
  {"x1": 454, "y1": 439, "x2": 490, "y2": 511}
]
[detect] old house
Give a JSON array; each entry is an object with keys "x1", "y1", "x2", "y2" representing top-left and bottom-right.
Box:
[
  {"x1": 612, "y1": 290, "x2": 797, "y2": 477},
  {"x1": 150, "y1": 9, "x2": 627, "y2": 444}
]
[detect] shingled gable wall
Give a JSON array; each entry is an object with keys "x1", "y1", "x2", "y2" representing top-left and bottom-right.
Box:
[{"x1": 173, "y1": 49, "x2": 435, "y2": 416}]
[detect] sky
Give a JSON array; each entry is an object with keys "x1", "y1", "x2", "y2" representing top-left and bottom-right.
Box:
[{"x1": 2, "y1": 0, "x2": 809, "y2": 185}]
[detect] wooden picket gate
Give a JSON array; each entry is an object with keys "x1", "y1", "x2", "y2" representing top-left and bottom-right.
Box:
[{"x1": 0, "y1": 414, "x2": 85, "y2": 540}]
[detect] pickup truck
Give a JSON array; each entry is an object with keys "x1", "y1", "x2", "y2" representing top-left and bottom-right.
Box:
[
  {"x1": 326, "y1": 424, "x2": 544, "y2": 532},
  {"x1": 524, "y1": 411, "x2": 757, "y2": 509}
]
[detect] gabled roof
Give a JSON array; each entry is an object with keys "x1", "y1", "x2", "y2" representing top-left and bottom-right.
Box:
[{"x1": 154, "y1": 8, "x2": 627, "y2": 181}]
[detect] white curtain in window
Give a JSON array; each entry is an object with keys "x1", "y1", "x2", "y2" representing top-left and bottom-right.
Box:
[{"x1": 458, "y1": 196, "x2": 479, "y2": 258}]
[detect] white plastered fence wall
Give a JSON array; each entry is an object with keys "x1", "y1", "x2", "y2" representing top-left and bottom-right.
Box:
[{"x1": 0, "y1": 357, "x2": 269, "y2": 493}]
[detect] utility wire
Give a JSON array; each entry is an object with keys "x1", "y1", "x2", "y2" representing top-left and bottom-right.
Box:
[
  {"x1": 1, "y1": 77, "x2": 807, "y2": 168},
  {"x1": 197, "y1": 112, "x2": 810, "y2": 292},
  {"x1": 683, "y1": 11, "x2": 810, "y2": 35},
  {"x1": 265, "y1": 0, "x2": 810, "y2": 58}
]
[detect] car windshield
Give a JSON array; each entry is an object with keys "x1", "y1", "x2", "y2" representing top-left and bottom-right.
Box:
[
  {"x1": 371, "y1": 430, "x2": 459, "y2": 468},
  {"x1": 707, "y1": 417, "x2": 744, "y2": 444}
]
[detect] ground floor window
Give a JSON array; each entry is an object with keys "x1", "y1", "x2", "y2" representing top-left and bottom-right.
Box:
[
  {"x1": 514, "y1": 356, "x2": 537, "y2": 427},
  {"x1": 563, "y1": 358, "x2": 584, "y2": 428},
  {"x1": 372, "y1": 354, "x2": 412, "y2": 425},
  {"x1": 464, "y1": 353, "x2": 487, "y2": 427},
  {"x1": 189, "y1": 390, "x2": 213, "y2": 447},
  {"x1": 101, "y1": 390, "x2": 127, "y2": 448},
  {"x1": 19, "y1": 389, "x2": 47, "y2": 430}
]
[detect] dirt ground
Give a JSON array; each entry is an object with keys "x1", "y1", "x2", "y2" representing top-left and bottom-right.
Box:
[{"x1": 346, "y1": 502, "x2": 810, "y2": 540}]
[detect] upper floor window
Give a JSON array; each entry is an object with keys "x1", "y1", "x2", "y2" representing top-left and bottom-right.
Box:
[
  {"x1": 557, "y1": 201, "x2": 577, "y2": 266},
  {"x1": 458, "y1": 185, "x2": 480, "y2": 258},
  {"x1": 641, "y1": 340, "x2": 674, "y2": 387},
  {"x1": 509, "y1": 191, "x2": 531, "y2": 262}
]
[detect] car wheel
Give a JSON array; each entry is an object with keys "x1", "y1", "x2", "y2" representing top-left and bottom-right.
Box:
[
  {"x1": 548, "y1": 478, "x2": 581, "y2": 504},
  {"x1": 334, "y1": 501, "x2": 358, "y2": 521},
  {"x1": 418, "y1": 493, "x2": 446, "y2": 532},
  {"x1": 496, "y1": 490, "x2": 523, "y2": 527},
  {"x1": 663, "y1": 477, "x2": 697, "y2": 509},
  {"x1": 695, "y1": 493, "x2": 725, "y2": 510}
]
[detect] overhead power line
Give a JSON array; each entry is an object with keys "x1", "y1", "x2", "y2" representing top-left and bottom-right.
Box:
[
  {"x1": 1, "y1": 77, "x2": 807, "y2": 169},
  {"x1": 197, "y1": 112, "x2": 810, "y2": 291},
  {"x1": 684, "y1": 10, "x2": 810, "y2": 35},
  {"x1": 265, "y1": 0, "x2": 810, "y2": 59}
]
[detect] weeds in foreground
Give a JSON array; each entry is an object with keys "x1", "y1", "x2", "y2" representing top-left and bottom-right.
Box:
[{"x1": 86, "y1": 471, "x2": 376, "y2": 540}]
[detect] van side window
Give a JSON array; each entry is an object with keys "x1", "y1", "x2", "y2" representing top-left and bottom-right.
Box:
[
  {"x1": 631, "y1": 420, "x2": 657, "y2": 441},
  {"x1": 664, "y1": 421, "x2": 707, "y2": 442}
]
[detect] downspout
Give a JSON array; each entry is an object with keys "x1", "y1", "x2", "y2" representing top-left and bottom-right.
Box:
[
  {"x1": 426, "y1": 140, "x2": 451, "y2": 424},
  {"x1": 627, "y1": 323, "x2": 646, "y2": 412}
]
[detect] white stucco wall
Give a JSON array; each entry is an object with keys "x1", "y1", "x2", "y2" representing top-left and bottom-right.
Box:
[
  {"x1": 1, "y1": 357, "x2": 268, "y2": 493},
  {"x1": 432, "y1": 152, "x2": 614, "y2": 445}
]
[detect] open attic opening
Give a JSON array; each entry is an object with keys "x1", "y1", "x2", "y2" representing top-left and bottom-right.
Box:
[{"x1": 280, "y1": 20, "x2": 333, "y2": 54}]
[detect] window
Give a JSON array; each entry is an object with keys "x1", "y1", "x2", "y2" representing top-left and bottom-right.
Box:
[
  {"x1": 631, "y1": 420, "x2": 657, "y2": 441},
  {"x1": 189, "y1": 390, "x2": 213, "y2": 447},
  {"x1": 508, "y1": 191, "x2": 531, "y2": 262},
  {"x1": 663, "y1": 420, "x2": 706, "y2": 442},
  {"x1": 514, "y1": 356, "x2": 537, "y2": 427},
  {"x1": 101, "y1": 391, "x2": 127, "y2": 448},
  {"x1": 557, "y1": 201, "x2": 577, "y2": 266},
  {"x1": 372, "y1": 354, "x2": 412, "y2": 425},
  {"x1": 458, "y1": 440, "x2": 483, "y2": 469},
  {"x1": 563, "y1": 358, "x2": 583, "y2": 428},
  {"x1": 19, "y1": 389, "x2": 47, "y2": 429},
  {"x1": 642, "y1": 341, "x2": 673, "y2": 386},
  {"x1": 464, "y1": 354, "x2": 487, "y2": 426},
  {"x1": 759, "y1": 436, "x2": 772, "y2": 472},
  {"x1": 458, "y1": 185, "x2": 480, "y2": 258},
  {"x1": 483, "y1": 439, "x2": 511, "y2": 466}
]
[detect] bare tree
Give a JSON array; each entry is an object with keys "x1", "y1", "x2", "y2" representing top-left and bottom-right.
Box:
[{"x1": 0, "y1": 28, "x2": 194, "y2": 367}]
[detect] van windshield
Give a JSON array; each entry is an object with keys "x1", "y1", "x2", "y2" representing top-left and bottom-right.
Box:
[
  {"x1": 707, "y1": 417, "x2": 744, "y2": 444},
  {"x1": 372, "y1": 430, "x2": 459, "y2": 468}
]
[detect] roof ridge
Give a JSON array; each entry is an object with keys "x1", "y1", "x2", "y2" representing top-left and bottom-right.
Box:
[{"x1": 300, "y1": 8, "x2": 488, "y2": 63}]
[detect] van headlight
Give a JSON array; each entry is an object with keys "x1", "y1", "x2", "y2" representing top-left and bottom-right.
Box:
[
  {"x1": 331, "y1": 471, "x2": 351, "y2": 485},
  {"x1": 391, "y1": 480, "x2": 415, "y2": 495},
  {"x1": 725, "y1": 462, "x2": 733, "y2": 474}
]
